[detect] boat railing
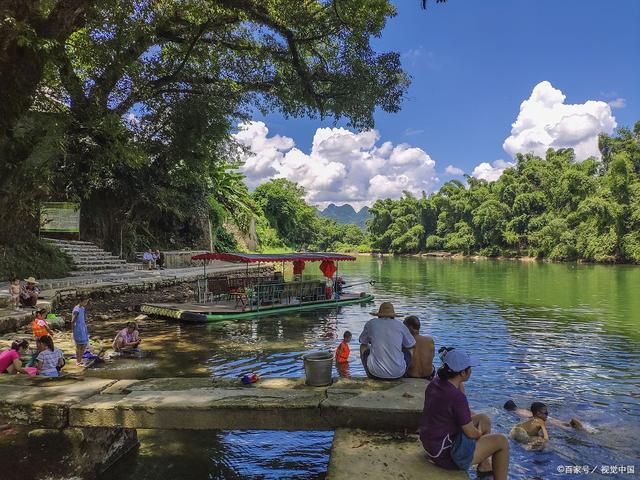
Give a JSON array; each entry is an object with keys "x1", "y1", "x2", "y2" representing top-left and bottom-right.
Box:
[
  {"x1": 198, "y1": 277, "x2": 329, "y2": 307},
  {"x1": 244, "y1": 280, "x2": 327, "y2": 310}
]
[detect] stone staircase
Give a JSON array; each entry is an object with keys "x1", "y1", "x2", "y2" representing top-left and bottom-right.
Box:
[{"x1": 44, "y1": 238, "x2": 137, "y2": 276}]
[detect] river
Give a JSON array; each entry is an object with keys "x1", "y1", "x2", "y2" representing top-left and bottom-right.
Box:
[{"x1": 2, "y1": 256, "x2": 639, "y2": 479}]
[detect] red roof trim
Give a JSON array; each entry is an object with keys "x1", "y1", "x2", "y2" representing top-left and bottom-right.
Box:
[{"x1": 191, "y1": 252, "x2": 356, "y2": 263}]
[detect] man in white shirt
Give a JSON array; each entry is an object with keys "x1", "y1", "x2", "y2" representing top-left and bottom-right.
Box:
[
  {"x1": 142, "y1": 250, "x2": 156, "y2": 270},
  {"x1": 359, "y1": 302, "x2": 416, "y2": 380}
]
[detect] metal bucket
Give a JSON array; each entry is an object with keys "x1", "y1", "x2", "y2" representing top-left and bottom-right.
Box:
[{"x1": 303, "y1": 351, "x2": 334, "y2": 386}]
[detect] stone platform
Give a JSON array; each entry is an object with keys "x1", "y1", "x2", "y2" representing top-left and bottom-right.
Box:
[
  {"x1": 328, "y1": 429, "x2": 469, "y2": 479},
  {"x1": 0, "y1": 376, "x2": 472, "y2": 479},
  {"x1": 0, "y1": 376, "x2": 426, "y2": 431}
]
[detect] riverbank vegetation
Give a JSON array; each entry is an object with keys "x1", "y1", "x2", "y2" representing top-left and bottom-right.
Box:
[
  {"x1": 0, "y1": 1, "x2": 407, "y2": 278},
  {"x1": 367, "y1": 125, "x2": 640, "y2": 263},
  {"x1": 253, "y1": 179, "x2": 369, "y2": 253}
]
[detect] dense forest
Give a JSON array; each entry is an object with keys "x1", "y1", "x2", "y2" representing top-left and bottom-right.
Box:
[
  {"x1": 367, "y1": 124, "x2": 640, "y2": 263},
  {"x1": 0, "y1": 0, "x2": 407, "y2": 278}
]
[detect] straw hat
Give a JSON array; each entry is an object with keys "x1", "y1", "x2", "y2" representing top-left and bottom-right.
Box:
[
  {"x1": 24, "y1": 277, "x2": 38, "y2": 284},
  {"x1": 370, "y1": 302, "x2": 397, "y2": 318}
]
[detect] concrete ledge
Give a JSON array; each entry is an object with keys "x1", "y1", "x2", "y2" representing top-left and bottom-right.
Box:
[
  {"x1": 321, "y1": 377, "x2": 424, "y2": 431},
  {"x1": 0, "y1": 376, "x2": 429, "y2": 431},
  {"x1": 327, "y1": 429, "x2": 469, "y2": 480},
  {"x1": 69, "y1": 386, "x2": 329, "y2": 430},
  {"x1": 0, "y1": 377, "x2": 116, "y2": 428}
]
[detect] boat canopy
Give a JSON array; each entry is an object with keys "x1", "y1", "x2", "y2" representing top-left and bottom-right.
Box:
[{"x1": 191, "y1": 252, "x2": 356, "y2": 263}]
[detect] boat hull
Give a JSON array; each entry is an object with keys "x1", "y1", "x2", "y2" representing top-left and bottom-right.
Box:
[{"x1": 140, "y1": 293, "x2": 375, "y2": 322}]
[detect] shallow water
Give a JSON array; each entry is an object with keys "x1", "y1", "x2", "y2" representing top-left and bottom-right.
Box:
[{"x1": 2, "y1": 257, "x2": 639, "y2": 479}]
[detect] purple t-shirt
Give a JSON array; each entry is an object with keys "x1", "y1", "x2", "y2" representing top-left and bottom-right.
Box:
[{"x1": 419, "y1": 375, "x2": 472, "y2": 470}]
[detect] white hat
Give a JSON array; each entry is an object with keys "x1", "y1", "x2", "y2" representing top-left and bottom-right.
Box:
[{"x1": 443, "y1": 350, "x2": 477, "y2": 371}]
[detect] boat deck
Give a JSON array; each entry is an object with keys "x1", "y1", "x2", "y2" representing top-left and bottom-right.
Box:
[{"x1": 140, "y1": 293, "x2": 374, "y2": 322}]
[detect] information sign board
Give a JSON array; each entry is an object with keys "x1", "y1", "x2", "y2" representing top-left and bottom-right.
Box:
[{"x1": 40, "y1": 202, "x2": 80, "y2": 233}]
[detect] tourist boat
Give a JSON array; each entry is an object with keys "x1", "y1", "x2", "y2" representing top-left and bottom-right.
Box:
[{"x1": 140, "y1": 252, "x2": 375, "y2": 322}]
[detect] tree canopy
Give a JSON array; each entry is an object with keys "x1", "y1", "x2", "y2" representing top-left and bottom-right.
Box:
[
  {"x1": 0, "y1": 0, "x2": 408, "y2": 270},
  {"x1": 367, "y1": 124, "x2": 640, "y2": 263}
]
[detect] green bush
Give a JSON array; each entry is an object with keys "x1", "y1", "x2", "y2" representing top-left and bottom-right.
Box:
[
  {"x1": 212, "y1": 226, "x2": 238, "y2": 253},
  {"x1": 0, "y1": 238, "x2": 72, "y2": 280}
]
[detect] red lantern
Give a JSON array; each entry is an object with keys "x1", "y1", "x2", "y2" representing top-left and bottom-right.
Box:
[
  {"x1": 293, "y1": 260, "x2": 305, "y2": 275},
  {"x1": 319, "y1": 260, "x2": 337, "y2": 278}
]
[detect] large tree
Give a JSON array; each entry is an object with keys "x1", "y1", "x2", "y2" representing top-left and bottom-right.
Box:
[{"x1": 0, "y1": 0, "x2": 409, "y2": 253}]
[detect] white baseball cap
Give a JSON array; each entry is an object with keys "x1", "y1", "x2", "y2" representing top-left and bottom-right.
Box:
[{"x1": 442, "y1": 349, "x2": 477, "y2": 371}]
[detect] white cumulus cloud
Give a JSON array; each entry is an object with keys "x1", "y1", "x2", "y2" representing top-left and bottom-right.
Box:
[
  {"x1": 608, "y1": 98, "x2": 626, "y2": 109},
  {"x1": 503, "y1": 81, "x2": 616, "y2": 161},
  {"x1": 445, "y1": 165, "x2": 464, "y2": 175},
  {"x1": 472, "y1": 159, "x2": 514, "y2": 182},
  {"x1": 234, "y1": 121, "x2": 438, "y2": 208}
]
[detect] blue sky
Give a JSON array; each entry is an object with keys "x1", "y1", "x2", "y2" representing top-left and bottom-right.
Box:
[{"x1": 237, "y1": 0, "x2": 640, "y2": 208}]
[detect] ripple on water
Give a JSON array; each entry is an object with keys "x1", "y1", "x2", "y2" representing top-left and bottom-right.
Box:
[{"x1": 45, "y1": 258, "x2": 640, "y2": 478}]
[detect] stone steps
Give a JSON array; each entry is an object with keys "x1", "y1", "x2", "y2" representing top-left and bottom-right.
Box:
[
  {"x1": 72, "y1": 259, "x2": 128, "y2": 266},
  {"x1": 73, "y1": 264, "x2": 132, "y2": 271},
  {"x1": 69, "y1": 268, "x2": 135, "y2": 276},
  {"x1": 43, "y1": 239, "x2": 96, "y2": 246},
  {"x1": 44, "y1": 238, "x2": 136, "y2": 275}
]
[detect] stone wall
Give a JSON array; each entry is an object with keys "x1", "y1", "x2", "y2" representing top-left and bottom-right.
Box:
[{"x1": 162, "y1": 250, "x2": 208, "y2": 268}]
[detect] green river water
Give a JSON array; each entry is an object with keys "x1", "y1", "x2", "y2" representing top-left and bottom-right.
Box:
[{"x1": 2, "y1": 256, "x2": 639, "y2": 479}]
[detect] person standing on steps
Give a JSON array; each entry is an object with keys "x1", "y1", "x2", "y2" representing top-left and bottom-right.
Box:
[{"x1": 72, "y1": 296, "x2": 90, "y2": 366}]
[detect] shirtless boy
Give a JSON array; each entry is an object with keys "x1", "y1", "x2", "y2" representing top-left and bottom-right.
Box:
[
  {"x1": 510, "y1": 402, "x2": 549, "y2": 449},
  {"x1": 504, "y1": 399, "x2": 588, "y2": 431},
  {"x1": 403, "y1": 316, "x2": 435, "y2": 379}
]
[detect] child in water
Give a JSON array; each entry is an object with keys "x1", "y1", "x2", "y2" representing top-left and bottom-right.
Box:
[
  {"x1": 504, "y1": 399, "x2": 589, "y2": 432},
  {"x1": 335, "y1": 331, "x2": 352, "y2": 363},
  {"x1": 509, "y1": 402, "x2": 549, "y2": 449},
  {"x1": 335, "y1": 331, "x2": 352, "y2": 377}
]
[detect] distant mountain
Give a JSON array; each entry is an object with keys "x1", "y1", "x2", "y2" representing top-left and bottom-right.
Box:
[{"x1": 318, "y1": 204, "x2": 370, "y2": 229}]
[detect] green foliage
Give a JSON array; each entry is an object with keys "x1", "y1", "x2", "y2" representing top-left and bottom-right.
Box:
[
  {"x1": 255, "y1": 216, "x2": 286, "y2": 251},
  {"x1": 367, "y1": 124, "x2": 640, "y2": 263},
  {"x1": 212, "y1": 226, "x2": 239, "y2": 253},
  {"x1": 0, "y1": 238, "x2": 72, "y2": 280},
  {"x1": 250, "y1": 180, "x2": 370, "y2": 253},
  {"x1": 253, "y1": 179, "x2": 320, "y2": 248},
  {"x1": 443, "y1": 221, "x2": 475, "y2": 254},
  {"x1": 1, "y1": 0, "x2": 407, "y2": 274},
  {"x1": 314, "y1": 218, "x2": 367, "y2": 252}
]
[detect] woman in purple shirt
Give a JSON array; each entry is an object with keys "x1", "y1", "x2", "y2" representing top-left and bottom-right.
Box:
[{"x1": 420, "y1": 349, "x2": 509, "y2": 479}]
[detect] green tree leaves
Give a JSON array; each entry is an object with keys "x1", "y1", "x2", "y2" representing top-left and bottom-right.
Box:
[{"x1": 367, "y1": 125, "x2": 640, "y2": 263}]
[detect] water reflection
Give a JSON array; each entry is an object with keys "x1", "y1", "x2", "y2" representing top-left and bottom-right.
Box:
[
  {"x1": 2, "y1": 256, "x2": 638, "y2": 479},
  {"x1": 103, "y1": 430, "x2": 332, "y2": 480}
]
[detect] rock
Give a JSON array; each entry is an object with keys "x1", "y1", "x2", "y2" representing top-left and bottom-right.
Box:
[
  {"x1": 134, "y1": 314, "x2": 148, "y2": 322},
  {"x1": 97, "y1": 315, "x2": 110, "y2": 321},
  {"x1": 48, "y1": 318, "x2": 66, "y2": 329}
]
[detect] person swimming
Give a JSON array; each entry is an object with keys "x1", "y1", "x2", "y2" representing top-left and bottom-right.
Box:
[
  {"x1": 504, "y1": 399, "x2": 592, "y2": 432},
  {"x1": 509, "y1": 402, "x2": 549, "y2": 450}
]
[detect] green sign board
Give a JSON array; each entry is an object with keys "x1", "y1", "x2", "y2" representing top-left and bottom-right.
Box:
[{"x1": 41, "y1": 202, "x2": 80, "y2": 233}]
